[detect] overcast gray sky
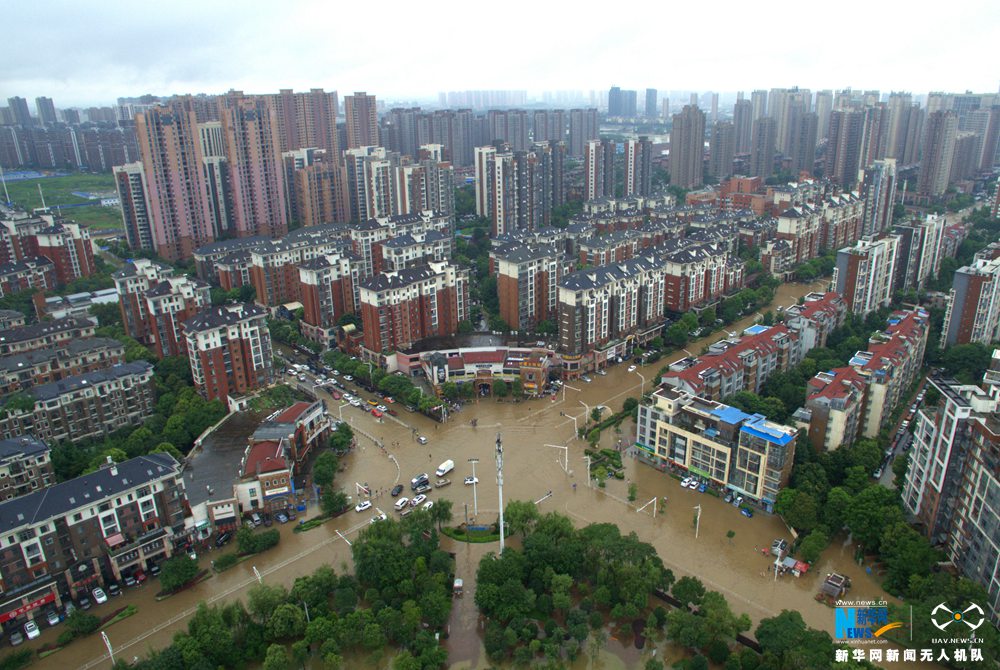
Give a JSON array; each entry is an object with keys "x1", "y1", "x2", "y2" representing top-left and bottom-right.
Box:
[{"x1": 3, "y1": 0, "x2": 998, "y2": 108}]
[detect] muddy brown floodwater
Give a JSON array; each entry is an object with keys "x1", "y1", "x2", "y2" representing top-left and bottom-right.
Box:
[{"x1": 28, "y1": 278, "x2": 941, "y2": 670}]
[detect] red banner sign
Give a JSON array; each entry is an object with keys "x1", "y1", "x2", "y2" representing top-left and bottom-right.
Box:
[{"x1": 0, "y1": 591, "x2": 55, "y2": 623}]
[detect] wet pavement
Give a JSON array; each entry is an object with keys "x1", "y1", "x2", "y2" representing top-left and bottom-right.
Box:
[{"x1": 27, "y1": 277, "x2": 942, "y2": 670}]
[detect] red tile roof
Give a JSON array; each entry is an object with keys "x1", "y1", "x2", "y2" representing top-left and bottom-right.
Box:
[
  {"x1": 273, "y1": 401, "x2": 312, "y2": 424},
  {"x1": 862, "y1": 310, "x2": 927, "y2": 373},
  {"x1": 807, "y1": 367, "x2": 866, "y2": 401},
  {"x1": 243, "y1": 440, "x2": 288, "y2": 478},
  {"x1": 663, "y1": 325, "x2": 793, "y2": 394},
  {"x1": 795, "y1": 292, "x2": 843, "y2": 319},
  {"x1": 461, "y1": 350, "x2": 507, "y2": 365}
]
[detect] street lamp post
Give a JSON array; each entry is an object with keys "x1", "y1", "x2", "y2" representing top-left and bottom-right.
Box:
[
  {"x1": 632, "y1": 369, "x2": 646, "y2": 396},
  {"x1": 693, "y1": 505, "x2": 702, "y2": 539},
  {"x1": 468, "y1": 458, "x2": 479, "y2": 516},
  {"x1": 583, "y1": 455, "x2": 592, "y2": 487},
  {"x1": 496, "y1": 434, "x2": 505, "y2": 554}
]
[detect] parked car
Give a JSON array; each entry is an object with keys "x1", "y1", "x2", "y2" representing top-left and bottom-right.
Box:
[
  {"x1": 740, "y1": 508, "x2": 754, "y2": 519},
  {"x1": 394, "y1": 497, "x2": 410, "y2": 511},
  {"x1": 370, "y1": 512, "x2": 387, "y2": 524},
  {"x1": 376, "y1": 404, "x2": 388, "y2": 413},
  {"x1": 732, "y1": 495, "x2": 744, "y2": 508},
  {"x1": 371, "y1": 408, "x2": 384, "y2": 418},
  {"x1": 78, "y1": 596, "x2": 92, "y2": 610},
  {"x1": 411, "y1": 494, "x2": 427, "y2": 507},
  {"x1": 686, "y1": 479, "x2": 699, "y2": 489},
  {"x1": 92, "y1": 588, "x2": 108, "y2": 605},
  {"x1": 391, "y1": 484, "x2": 404, "y2": 497},
  {"x1": 872, "y1": 467, "x2": 883, "y2": 479},
  {"x1": 9, "y1": 630, "x2": 24, "y2": 646},
  {"x1": 107, "y1": 583, "x2": 122, "y2": 597},
  {"x1": 697, "y1": 483, "x2": 707, "y2": 493},
  {"x1": 355, "y1": 500, "x2": 372, "y2": 513},
  {"x1": 422, "y1": 500, "x2": 435, "y2": 511},
  {"x1": 124, "y1": 574, "x2": 138, "y2": 587},
  {"x1": 417, "y1": 436, "x2": 428, "y2": 445},
  {"x1": 414, "y1": 484, "x2": 432, "y2": 495},
  {"x1": 681, "y1": 476, "x2": 692, "y2": 487},
  {"x1": 464, "y1": 476, "x2": 479, "y2": 486},
  {"x1": 149, "y1": 564, "x2": 161, "y2": 577},
  {"x1": 581, "y1": 375, "x2": 592, "y2": 383},
  {"x1": 628, "y1": 365, "x2": 637, "y2": 372},
  {"x1": 275, "y1": 512, "x2": 289, "y2": 523},
  {"x1": 23, "y1": 621, "x2": 39, "y2": 640},
  {"x1": 45, "y1": 609, "x2": 61, "y2": 626},
  {"x1": 344, "y1": 375, "x2": 353, "y2": 381},
  {"x1": 410, "y1": 473, "x2": 429, "y2": 489}
]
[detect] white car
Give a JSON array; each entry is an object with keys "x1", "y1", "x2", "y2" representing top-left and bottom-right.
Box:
[
  {"x1": 394, "y1": 498, "x2": 410, "y2": 511},
  {"x1": 92, "y1": 587, "x2": 108, "y2": 604},
  {"x1": 350, "y1": 398, "x2": 362, "y2": 407},
  {"x1": 417, "y1": 436, "x2": 428, "y2": 445},
  {"x1": 581, "y1": 375, "x2": 592, "y2": 383},
  {"x1": 376, "y1": 404, "x2": 388, "y2": 413},
  {"x1": 686, "y1": 479, "x2": 700, "y2": 489},
  {"x1": 464, "y1": 476, "x2": 479, "y2": 486},
  {"x1": 370, "y1": 512, "x2": 387, "y2": 524},
  {"x1": 344, "y1": 375, "x2": 354, "y2": 381},
  {"x1": 628, "y1": 365, "x2": 637, "y2": 372},
  {"x1": 355, "y1": 500, "x2": 372, "y2": 513},
  {"x1": 422, "y1": 500, "x2": 434, "y2": 511},
  {"x1": 333, "y1": 370, "x2": 340, "y2": 376},
  {"x1": 681, "y1": 477, "x2": 693, "y2": 487},
  {"x1": 23, "y1": 621, "x2": 40, "y2": 640},
  {"x1": 410, "y1": 494, "x2": 427, "y2": 507}
]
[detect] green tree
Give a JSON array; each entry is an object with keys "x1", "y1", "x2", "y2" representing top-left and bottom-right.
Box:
[
  {"x1": 160, "y1": 554, "x2": 199, "y2": 593},
  {"x1": 797, "y1": 529, "x2": 829, "y2": 564},
  {"x1": 267, "y1": 603, "x2": 307, "y2": 640},
  {"x1": 248, "y1": 584, "x2": 289, "y2": 624},
  {"x1": 845, "y1": 485, "x2": 904, "y2": 552},
  {"x1": 312, "y1": 452, "x2": 339, "y2": 489},
  {"x1": 262, "y1": 643, "x2": 290, "y2": 670},
  {"x1": 504, "y1": 500, "x2": 539, "y2": 537},
  {"x1": 672, "y1": 576, "x2": 706, "y2": 607},
  {"x1": 429, "y1": 498, "x2": 453, "y2": 530},
  {"x1": 880, "y1": 521, "x2": 939, "y2": 595}
]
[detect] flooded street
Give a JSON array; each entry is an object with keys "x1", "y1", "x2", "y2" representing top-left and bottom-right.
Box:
[{"x1": 31, "y1": 277, "x2": 941, "y2": 669}]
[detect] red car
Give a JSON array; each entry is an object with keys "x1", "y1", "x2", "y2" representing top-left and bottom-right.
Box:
[
  {"x1": 371, "y1": 408, "x2": 384, "y2": 418},
  {"x1": 330, "y1": 391, "x2": 341, "y2": 400}
]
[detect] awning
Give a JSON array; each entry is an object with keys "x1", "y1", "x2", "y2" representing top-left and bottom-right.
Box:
[
  {"x1": 105, "y1": 533, "x2": 125, "y2": 548},
  {"x1": 264, "y1": 486, "x2": 289, "y2": 498}
]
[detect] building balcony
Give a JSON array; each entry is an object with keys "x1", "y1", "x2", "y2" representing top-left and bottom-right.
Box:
[{"x1": 103, "y1": 526, "x2": 167, "y2": 558}]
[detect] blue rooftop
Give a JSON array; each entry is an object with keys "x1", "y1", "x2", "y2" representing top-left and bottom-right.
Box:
[
  {"x1": 741, "y1": 418, "x2": 795, "y2": 446},
  {"x1": 743, "y1": 325, "x2": 770, "y2": 336},
  {"x1": 710, "y1": 405, "x2": 752, "y2": 425}
]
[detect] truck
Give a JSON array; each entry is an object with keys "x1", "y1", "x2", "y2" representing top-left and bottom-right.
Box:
[{"x1": 435, "y1": 459, "x2": 454, "y2": 477}]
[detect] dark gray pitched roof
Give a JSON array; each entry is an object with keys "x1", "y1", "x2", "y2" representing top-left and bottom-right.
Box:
[
  {"x1": 0, "y1": 435, "x2": 49, "y2": 461},
  {"x1": 24, "y1": 361, "x2": 153, "y2": 402},
  {"x1": 193, "y1": 235, "x2": 271, "y2": 257},
  {"x1": 360, "y1": 265, "x2": 444, "y2": 292},
  {"x1": 0, "y1": 337, "x2": 124, "y2": 374},
  {"x1": 0, "y1": 453, "x2": 180, "y2": 531},
  {"x1": 0, "y1": 317, "x2": 93, "y2": 345},
  {"x1": 182, "y1": 303, "x2": 267, "y2": 332}
]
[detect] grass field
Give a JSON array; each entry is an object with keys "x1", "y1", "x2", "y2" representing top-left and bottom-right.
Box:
[{"x1": 3, "y1": 173, "x2": 124, "y2": 231}]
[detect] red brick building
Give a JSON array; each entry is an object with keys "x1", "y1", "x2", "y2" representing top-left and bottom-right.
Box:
[
  {"x1": 0, "y1": 257, "x2": 56, "y2": 297},
  {"x1": 359, "y1": 262, "x2": 469, "y2": 353},
  {"x1": 0, "y1": 213, "x2": 95, "y2": 286},
  {"x1": 182, "y1": 303, "x2": 274, "y2": 403},
  {"x1": 112, "y1": 259, "x2": 175, "y2": 345},
  {"x1": 143, "y1": 276, "x2": 212, "y2": 358},
  {"x1": 298, "y1": 254, "x2": 359, "y2": 347},
  {"x1": 494, "y1": 244, "x2": 571, "y2": 331}
]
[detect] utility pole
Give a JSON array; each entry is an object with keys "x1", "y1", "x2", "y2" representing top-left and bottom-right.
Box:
[
  {"x1": 468, "y1": 458, "x2": 479, "y2": 516},
  {"x1": 583, "y1": 455, "x2": 592, "y2": 487},
  {"x1": 693, "y1": 505, "x2": 702, "y2": 539},
  {"x1": 496, "y1": 433, "x2": 505, "y2": 554}
]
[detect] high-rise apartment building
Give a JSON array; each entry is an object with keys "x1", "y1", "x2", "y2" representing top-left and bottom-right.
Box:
[
  {"x1": 6, "y1": 97, "x2": 31, "y2": 126},
  {"x1": 917, "y1": 111, "x2": 958, "y2": 197},
  {"x1": 708, "y1": 122, "x2": 735, "y2": 181},
  {"x1": 733, "y1": 100, "x2": 753, "y2": 154},
  {"x1": 645, "y1": 89, "x2": 658, "y2": 118},
  {"x1": 358, "y1": 261, "x2": 469, "y2": 353},
  {"x1": 769, "y1": 88, "x2": 811, "y2": 153},
  {"x1": 786, "y1": 111, "x2": 817, "y2": 175},
  {"x1": 143, "y1": 276, "x2": 212, "y2": 358},
  {"x1": 344, "y1": 146, "x2": 400, "y2": 222},
  {"x1": 487, "y1": 110, "x2": 529, "y2": 151},
  {"x1": 183, "y1": 303, "x2": 273, "y2": 403},
  {"x1": 941, "y1": 255, "x2": 1000, "y2": 347},
  {"x1": 475, "y1": 143, "x2": 562, "y2": 236},
  {"x1": 833, "y1": 236, "x2": 900, "y2": 316},
  {"x1": 34, "y1": 97, "x2": 56, "y2": 126},
  {"x1": 532, "y1": 109, "x2": 565, "y2": 142},
  {"x1": 585, "y1": 139, "x2": 615, "y2": 201},
  {"x1": 286, "y1": 149, "x2": 350, "y2": 227},
  {"x1": 135, "y1": 101, "x2": 215, "y2": 260},
  {"x1": 624, "y1": 137, "x2": 653, "y2": 197},
  {"x1": 113, "y1": 162, "x2": 154, "y2": 252},
  {"x1": 345, "y1": 92, "x2": 379, "y2": 149},
  {"x1": 267, "y1": 88, "x2": 339, "y2": 156},
  {"x1": 814, "y1": 90, "x2": 833, "y2": 140},
  {"x1": 825, "y1": 109, "x2": 866, "y2": 189},
  {"x1": 568, "y1": 108, "x2": 598, "y2": 157},
  {"x1": 891, "y1": 213, "x2": 944, "y2": 293},
  {"x1": 748, "y1": 117, "x2": 776, "y2": 179},
  {"x1": 670, "y1": 105, "x2": 705, "y2": 189},
  {"x1": 859, "y1": 159, "x2": 897, "y2": 237},
  {"x1": 113, "y1": 258, "x2": 177, "y2": 345},
  {"x1": 220, "y1": 95, "x2": 288, "y2": 239},
  {"x1": 750, "y1": 90, "x2": 768, "y2": 121}
]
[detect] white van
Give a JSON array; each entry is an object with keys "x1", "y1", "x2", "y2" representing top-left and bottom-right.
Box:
[{"x1": 435, "y1": 460, "x2": 454, "y2": 477}]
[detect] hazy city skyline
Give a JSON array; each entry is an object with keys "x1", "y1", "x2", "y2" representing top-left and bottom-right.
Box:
[{"x1": 3, "y1": 0, "x2": 999, "y2": 107}]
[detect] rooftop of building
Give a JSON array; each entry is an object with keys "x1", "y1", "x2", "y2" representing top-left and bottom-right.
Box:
[
  {"x1": 0, "y1": 337, "x2": 123, "y2": 374},
  {"x1": 192, "y1": 235, "x2": 271, "y2": 258},
  {"x1": 0, "y1": 435, "x2": 49, "y2": 460},
  {"x1": 0, "y1": 317, "x2": 93, "y2": 345},
  {"x1": 18, "y1": 361, "x2": 154, "y2": 403},
  {"x1": 0, "y1": 256, "x2": 55, "y2": 275},
  {"x1": 111, "y1": 258, "x2": 173, "y2": 279},
  {"x1": 182, "y1": 303, "x2": 266, "y2": 332},
  {"x1": 242, "y1": 440, "x2": 288, "y2": 478},
  {"x1": 381, "y1": 229, "x2": 450, "y2": 249},
  {"x1": 360, "y1": 263, "x2": 451, "y2": 292},
  {"x1": 0, "y1": 453, "x2": 180, "y2": 531},
  {"x1": 145, "y1": 275, "x2": 210, "y2": 297}
]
